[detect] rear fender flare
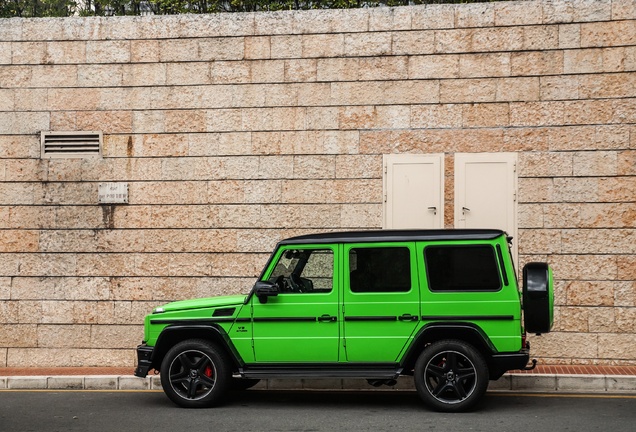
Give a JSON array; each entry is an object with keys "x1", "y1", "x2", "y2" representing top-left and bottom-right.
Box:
[{"x1": 401, "y1": 323, "x2": 496, "y2": 374}]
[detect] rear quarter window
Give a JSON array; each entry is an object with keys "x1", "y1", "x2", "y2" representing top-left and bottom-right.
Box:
[{"x1": 424, "y1": 245, "x2": 501, "y2": 292}]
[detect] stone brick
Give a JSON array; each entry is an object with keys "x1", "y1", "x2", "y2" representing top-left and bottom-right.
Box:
[
  {"x1": 271, "y1": 35, "x2": 302, "y2": 59},
  {"x1": 37, "y1": 325, "x2": 91, "y2": 348},
  {"x1": 411, "y1": 104, "x2": 462, "y2": 129},
  {"x1": 245, "y1": 36, "x2": 270, "y2": 60},
  {"x1": 523, "y1": 25, "x2": 560, "y2": 51},
  {"x1": 0, "y1": 230, "x2": 39, "y2": 253},
  {"x1": 519, "y1": 152, "x2": 573, "y2": 177},
  {"x1": 392, "y1": 30, "x2": 435, "y2": 56},
  {"x1": 369, "y1": 5, "x2": 411, "y2": 31},
  {"x1": 456, "y1": 2, "x2": 494, "y2": 27},
  {"x1": 528, "y1": 332, "x2": 597, "y2": 359},
  {"x1": 472, "y1": 27, "x2": 524, "y2": 52},
  {"x1": 565, "y1": 281, "x2": 616, "y2": 307},
  {"x1": 615, "y1": 281, "x2": 636, "y2": 307},
  {"x1": 495, "y1": 1, "x2": 543, "y2": 26},
  {"x1": 581, "y1": 20, "x2": 636, "y2": 47},
  {"x1": 0, "y1": 277, "x2": 10, "y2": 300},
  {"x1": 553, "y1": 254, "x2": 618, "y2": 280},
  {"x1": 198, "y1": 37, "x2": 245, "y2": 61},
  {"x1": 559, "y1": 24, "x2": 581, "y2": 48},
  {"x1": 511, "y1": 51, "x2": 564, "y2": 76},
  {"x1": 45, "y1": 41, "x2": 86, "y2": 64},
  {"x1": 284, "y1": 59, "x2": 317, "y2": 82},
  {"x1": 409, "y1": 54, "x2": 459, "y2": 79},
  {"x1": 86, "y1": 40, "x2": 130, "y2": 63},
  {"x1": 7, "y1": 348, "x2": 134, "y2": 367},
  {"x1": 462, "y1": 103, "x2": 510, "y2": 128},
  {"x1": 12, "y1": 41, "x2": 47, "y2": 64},
  {"x1": 302, "y1": 34, "x2": 345, "y2": 58},
  {"x1": 556, "y1": 306, "x2": 589, "y2": 332},
  {"x1": 579, "y1": 73, "x2": 636, "y2": 100},
  {"x1": 440, "y1": 78, "x2": 497, "y2": 103},
  {"x1": 518, "y1": 177, "x2": 555, "y2": 203},
  {"x1": 90, "y1": 325, "x2": 140, "y2": 348},
  {"x1": 340, "y1": 204, "x2": 382, "y2": 228},
  {"x1": 358, "y1": 56, "x2": 408, "y2": 81},
  {"x1": 598, "y1": 334, "x2": 636, "y2": 359},
  {"x1": 544, "y1": 0, "x2": 611, "y2": 24},
  {"x1": 518, "y1": 204, "x2": 544, "y2": 228},
  {"x1": 0, "y1": 324, "x2": 37, "y2": 347},
  {"x1": 250, "y1": 60, "x2": 284, "y2": 83},
  {"x1": 253, "y1": 10, "x2": 293, "y2": 35},
  {"x1": 518, "y1": 229, "x2": 562, "y2": 254},
  {"x1": 435, "y1": 29, "x2": 474, "y2": 53},
  {"x1": 540, "y1": 75, "x2": 579, "y2": 101},
  {"x1": 130, "y1": 40, "x2": 159, "y2": 63},
  {"x1": 411, "y1": 4, "x2": 455, "y2": 30},
  {"x1": 344, "y1": 32, "x2": 392, "y2": 57},
  {"x1": 572, "y1": 151, "x2": 617, "y2": 176}
]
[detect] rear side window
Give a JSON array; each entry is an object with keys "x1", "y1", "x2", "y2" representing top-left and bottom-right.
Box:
[
  {"x1": 349, "y1": 247, "x2": 411, "y2": 293},
  {"x1": 424, "y1": 245, "x2": 501, "y2": 292}
]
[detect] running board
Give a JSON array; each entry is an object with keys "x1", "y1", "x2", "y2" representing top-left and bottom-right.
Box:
[{"x1": 239, "y1": 364, "x2": 402, "y2": 380}]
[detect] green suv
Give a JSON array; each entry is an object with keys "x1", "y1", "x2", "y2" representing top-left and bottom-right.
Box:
[{"x1": 135, "y1": 229, "x2": 553, "y2": 412}]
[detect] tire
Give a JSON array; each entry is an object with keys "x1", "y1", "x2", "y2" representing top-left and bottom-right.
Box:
[
  {"x1": 522, "y1": 262, "x2": 554, "y2": 334},
  {"x1": 160, "y1": 339, "x2": 231, "y2": 408},
  {"x1": 414, "y1": 340, "x2": 489, "y2": 412}
]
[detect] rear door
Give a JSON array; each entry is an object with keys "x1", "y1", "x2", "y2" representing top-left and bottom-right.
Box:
[{"x1": 342, "y1": 243, "x2": 420, "y2": 362}]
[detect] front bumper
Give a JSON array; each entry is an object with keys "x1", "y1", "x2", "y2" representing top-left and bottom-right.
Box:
[{"x1": 134, "y1": 344, "x2": 154, "y2": 378}]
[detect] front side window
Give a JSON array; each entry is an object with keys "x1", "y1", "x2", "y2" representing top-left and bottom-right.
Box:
[
  {"x1": 349, "y1": 247, "x2": 411, "y2": 293},
  {"x1": 268, "y1": 248, "x2": 333, "y2": 293},
  {"x1": 425, "y1": 245, "x2": 501, "y2": 292}
]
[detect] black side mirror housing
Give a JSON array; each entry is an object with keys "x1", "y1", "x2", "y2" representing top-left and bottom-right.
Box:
[{"x1": 254, "y1": 281, "x2": 279, "y2": 304}]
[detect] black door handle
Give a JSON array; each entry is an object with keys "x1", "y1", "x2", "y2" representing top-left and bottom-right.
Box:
[
  {"x1": 398, "y1": 314, "x2": 418, "y2": 322},
  {"x1": 318, "y1": 314, "x2": 337, "y2": 322}
]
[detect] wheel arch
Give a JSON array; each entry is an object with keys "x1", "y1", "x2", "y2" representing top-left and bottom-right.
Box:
[
  {"x1": 401, "y1": 323, "x2": 497, "y2": 377},
  {"x1": 151, "y1": 325, "x2": 244, "y2": 372}
]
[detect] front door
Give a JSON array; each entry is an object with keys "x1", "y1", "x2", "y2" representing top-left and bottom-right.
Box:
[
  {"x1": 343, "y1": 243, "x2": 420, "y2": 362},
  {"x1": 251, "y1": 246, "x2": 340, "y2": 362}
]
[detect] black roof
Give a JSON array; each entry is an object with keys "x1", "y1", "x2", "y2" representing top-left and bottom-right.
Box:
[{"x1": 279, "y1": 229, "x2": 507, "y2": 245}]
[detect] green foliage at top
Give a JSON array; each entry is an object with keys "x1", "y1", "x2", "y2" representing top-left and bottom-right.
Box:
[{"x1": 0, "y1": 0, "x2": 513, "y2": 18}]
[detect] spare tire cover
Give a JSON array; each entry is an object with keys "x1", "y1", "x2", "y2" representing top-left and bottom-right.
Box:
[{"x1": 522, "y1": 262, "x2": 554, "y2": 334}]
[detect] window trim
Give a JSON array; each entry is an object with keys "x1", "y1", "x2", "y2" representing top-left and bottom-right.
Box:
[{"x1": 424, "y1": 244, "x2": 503, "y2": 293}]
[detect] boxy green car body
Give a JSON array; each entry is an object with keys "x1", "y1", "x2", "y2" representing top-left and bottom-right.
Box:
[{"x1": 135, "y1": 229, "x2": 553, "y2": 412}]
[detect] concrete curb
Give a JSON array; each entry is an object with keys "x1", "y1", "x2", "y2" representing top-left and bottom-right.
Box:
[{"x1": 1, "y1": 374, "x2": 635, "y2": 393}]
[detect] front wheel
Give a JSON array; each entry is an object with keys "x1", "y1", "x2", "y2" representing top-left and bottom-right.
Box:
[
  {"x1": 160, "y1": 339, "x2": 231, "y2": 408},
  {"x1": 414, "y1": 340, "x2": 489, "y2": 412}
]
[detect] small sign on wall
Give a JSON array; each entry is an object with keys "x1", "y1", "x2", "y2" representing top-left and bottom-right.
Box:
[{"x1": 98, "y1": 182, "x2": 129, "y2": 204}]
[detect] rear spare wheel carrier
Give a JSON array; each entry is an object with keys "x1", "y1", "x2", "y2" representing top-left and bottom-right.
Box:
[{"x1": 522, "y1": 262, "x2": 554, "y2": 334}]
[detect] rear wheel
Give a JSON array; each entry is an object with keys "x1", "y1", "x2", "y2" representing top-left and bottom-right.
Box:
[
  {"x1": 414, "y1": 340, "x2": 489, "y2": 412},
  {"x1": 160, "y1": 339, "x2": 231, "y2": 408}
]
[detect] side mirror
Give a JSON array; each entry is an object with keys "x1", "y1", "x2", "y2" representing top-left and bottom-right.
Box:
[{"x1": 254, "y1": 281, "x2": 279, "y2": 304}]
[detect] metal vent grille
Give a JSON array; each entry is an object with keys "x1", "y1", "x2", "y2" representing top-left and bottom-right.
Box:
[{"x1": 41, "y1": 131, "x2": 102, "y2": 158}]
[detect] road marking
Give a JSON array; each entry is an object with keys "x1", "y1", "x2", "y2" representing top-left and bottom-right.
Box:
[{"x1": 488, "y1": 392, "x2": 636, "y2": 399}]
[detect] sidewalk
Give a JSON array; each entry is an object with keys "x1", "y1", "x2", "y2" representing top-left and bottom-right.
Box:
[{"x1": 1, "y1": 365, "x2": 636, "y2": 393}]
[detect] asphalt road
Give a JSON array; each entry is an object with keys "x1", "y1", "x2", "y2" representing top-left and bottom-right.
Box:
[{"x1": 1, "y1": 389, "x2": 635, "y2": 432}]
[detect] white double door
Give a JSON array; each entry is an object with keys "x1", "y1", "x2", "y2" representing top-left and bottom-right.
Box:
[{"x1": 383, "y1": 152, "x2": 517, "y2": 259}]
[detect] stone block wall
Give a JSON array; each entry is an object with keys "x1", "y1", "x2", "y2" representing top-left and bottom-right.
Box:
[{"x1": 0, "y1": 0, "x2": 635, "y2": 367}]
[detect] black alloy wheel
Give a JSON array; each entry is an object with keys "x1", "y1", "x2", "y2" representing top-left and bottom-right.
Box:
[
  {"x1": 414, "y1": 340, "x2": 488, "y2": 412},
  {"x1": 160, "y1": 339, "x2": 231, "y2": 408}
]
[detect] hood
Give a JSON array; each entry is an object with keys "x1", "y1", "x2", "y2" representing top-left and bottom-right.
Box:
[{"x1": 154, "y1": 295, "x2": 247, "y2": 313}]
